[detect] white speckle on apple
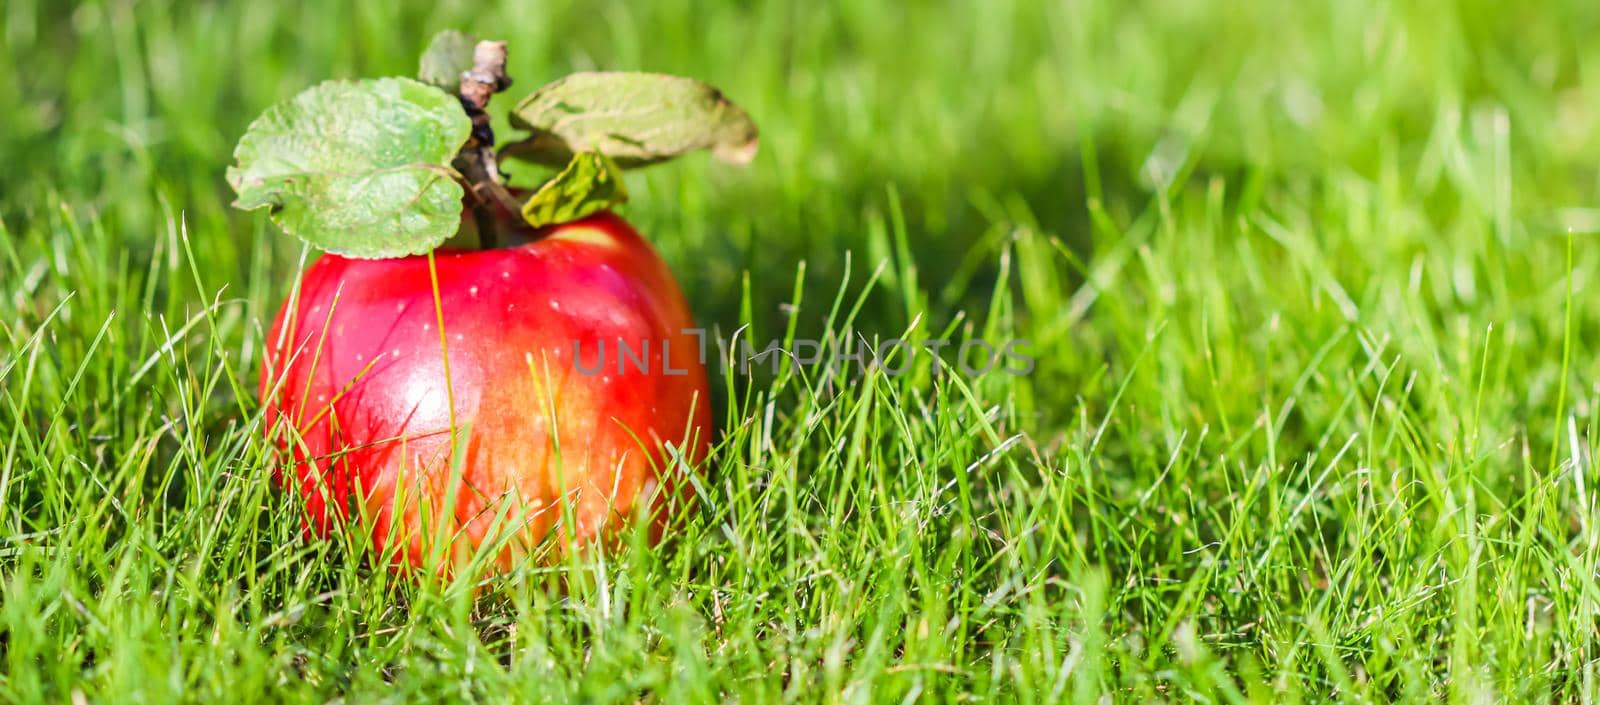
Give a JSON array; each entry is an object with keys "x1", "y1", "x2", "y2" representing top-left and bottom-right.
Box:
[
  {"x1": 422, "y1": 322, "x2": 431, "y2": 331},
  {"x1": 501, "y1": 271, "x2": 511, "y2": 279},
  {"x1": 391, "y1": 348, "x2": 402, "y2": 358},
  {"x1": 455, "y1": 333, "x2": 464, "y2": 341},
  {"x1": 469, "y1": 286, "x2": 479, "y2": 296},
  {"x1": 549, "y1": 300, "x2": 561, "y2": 311},
  {"x1": 355, "y1": 353, "x2": 363, "y2": 362},
  {"x1": 398, "y1": 370, "x2": 454, "y2": 426},
  {"x1": 395, "y1": 302, "x2": 405, "y2": 312},
  {"x1": 317, "y1": 394, "x2": 326, "y2": 402}
]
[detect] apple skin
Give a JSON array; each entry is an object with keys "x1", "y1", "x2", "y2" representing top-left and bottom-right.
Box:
[{"x1": 261, "y1": 212, "x2": 712, "y2": 572}]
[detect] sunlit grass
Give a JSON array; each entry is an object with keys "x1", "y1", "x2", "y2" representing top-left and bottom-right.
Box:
[{"x1": 5, "y1": 0, "x2": 1600, "y2": 701}]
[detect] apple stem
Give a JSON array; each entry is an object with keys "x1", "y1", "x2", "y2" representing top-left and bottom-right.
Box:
[{"x1": 453, "y1": 40, "x2": 521, "y2": 249}]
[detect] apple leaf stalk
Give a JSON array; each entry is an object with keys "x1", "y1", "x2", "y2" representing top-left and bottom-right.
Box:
[
  {"x1": 227, "y1": 30, "x2": 758, "y2": 257},
  {"x1": 447, "y1": 39, "x2": 521, "y2": 248}
]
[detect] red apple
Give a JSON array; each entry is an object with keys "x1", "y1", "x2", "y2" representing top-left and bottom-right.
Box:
[{"x1": 260, "y1": 211, "x2": 712, "y2": 573}]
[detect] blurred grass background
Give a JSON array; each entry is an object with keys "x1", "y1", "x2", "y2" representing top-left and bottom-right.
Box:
[{"x1": 6, "y1": 0, "x2": 1600, "y2": 701}]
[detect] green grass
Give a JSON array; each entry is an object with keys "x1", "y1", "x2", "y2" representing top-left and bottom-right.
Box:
[{"x1": 5, "y1": 0, "x2": 1600, "y2": 701}]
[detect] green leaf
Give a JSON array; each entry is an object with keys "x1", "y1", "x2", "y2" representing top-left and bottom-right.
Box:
[
  {"x1": 504, "y1": 72, "x2": 758, "y2": 168},
  {"x1": 520, "y1": 152, "x2": 629, "y2": 228},
  {"x1": 226, "y1": 77, "x2": 471, "y2": 259},
  {"x1": 418, "y1": 30, "x2": 477, "y2": 91}
]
